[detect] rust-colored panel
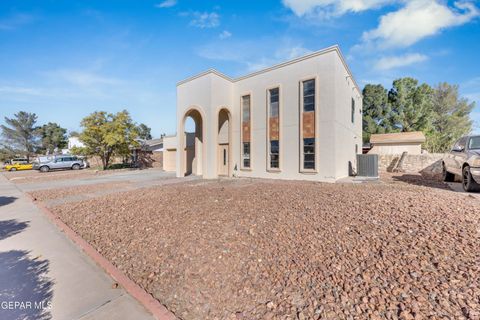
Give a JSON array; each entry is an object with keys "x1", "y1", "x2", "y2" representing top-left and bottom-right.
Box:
[
  {"x1": 269, "y1": 117, "x2": 279, "y2": 141},
  {"x1": 303, "y1": 111, "x2": 315, "y2": 139},
  {"x1": 242, "y1": 122, "x2": 251, "y2": 142}
]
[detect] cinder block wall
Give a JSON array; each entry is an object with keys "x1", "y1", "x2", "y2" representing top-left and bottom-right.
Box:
[{"x1": 378, "y1": 153, "x2": 446, "y2": 178}]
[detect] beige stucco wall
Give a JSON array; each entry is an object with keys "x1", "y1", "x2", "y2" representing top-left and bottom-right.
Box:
[
  {"x1": 163, "y1": 149, "x2": 176, "y2": 172},
  {"x1": 175, "y1": 46, "x2": 362, "y2": 181},
  {"x1": 369, "y1": 143, "x2": 422, "y2": 155}
]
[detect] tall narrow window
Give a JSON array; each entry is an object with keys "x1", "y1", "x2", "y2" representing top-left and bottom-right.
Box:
[
  {"x1": 301, "y1": 79, "x2": 316, "y2": 171},
  {"x1": 351, "y1": 98, "x2": 355, "y2": 123},
  {"x1": 241, "y1": 95, "x2": 251, "y2": 169},
  {"x1": 268, "y1": 88, "x2": 280, "y2": 169}
]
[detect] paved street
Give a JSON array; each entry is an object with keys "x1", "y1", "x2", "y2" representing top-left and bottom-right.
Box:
[{"x1": 0, "y1": 174, "x2": 156, "y2": 320}]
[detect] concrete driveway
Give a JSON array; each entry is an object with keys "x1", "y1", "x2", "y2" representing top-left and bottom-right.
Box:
[
  {"x1": 13, "y1": 169, "x2": 179, "y2": 193},
  {"x1": 0, "y1": 174, "x2": 156, "y2": 320}
]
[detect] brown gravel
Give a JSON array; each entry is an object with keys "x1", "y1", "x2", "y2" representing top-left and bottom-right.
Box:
[
  {"x1": 50, "y1": 178, "x2": 480, "y2": 320},
  {"x1": 28, "y1": 182, "x2": 131, "y2": 202}
]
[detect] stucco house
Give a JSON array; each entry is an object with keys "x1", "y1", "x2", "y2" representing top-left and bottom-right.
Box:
[
  {"x1": 62, "y1": 136, "x2": 85, "y2": 154},
  {"x1": 369, "y1": 131, "x2": 426, "y2": 155},
  {"x1": 170, "y1": 45, "x2": 362, "y2": 182}
]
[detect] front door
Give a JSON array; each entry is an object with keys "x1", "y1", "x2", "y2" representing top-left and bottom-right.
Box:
[{"x1": 218, "y1": 144, "x2": 229, "y2": 176}]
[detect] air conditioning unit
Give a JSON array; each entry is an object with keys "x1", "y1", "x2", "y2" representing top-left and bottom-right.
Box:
[{"x1": 356, "y1": 154, "x2": 378, "y2": 177}]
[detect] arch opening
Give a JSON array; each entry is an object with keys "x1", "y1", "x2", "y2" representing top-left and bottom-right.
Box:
[
  {"x1": 217, "y1": 108, "x2": 231, "y2": 176},
  {"x1": 182, "y1": 109, "x2": 203, "y2": 176}
]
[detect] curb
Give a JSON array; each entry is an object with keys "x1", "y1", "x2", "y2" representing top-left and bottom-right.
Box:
[{"x1": 25, "y1": 193, "x2": 177, "y2": 320}]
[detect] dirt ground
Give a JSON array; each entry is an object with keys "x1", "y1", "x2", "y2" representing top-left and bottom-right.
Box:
[{"x1": 37, "y1": 174, "x2": 480, "y2": 320}]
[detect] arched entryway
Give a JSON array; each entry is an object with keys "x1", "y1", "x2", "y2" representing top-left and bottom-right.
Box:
[
  {"x1": 217, "y1": 108, "x2": 231, "y2": 176},
  {"x1": 181, "y1": 108, "x2": 204, "y2": 176}
]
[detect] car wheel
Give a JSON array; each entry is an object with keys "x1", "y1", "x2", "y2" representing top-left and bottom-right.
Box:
[
  {"x1": 462, "y1": 166, "x2": 480, "y2": 192},
  {"x1": 10, "y1": 167, "x2": 17, "y2": 171},
  {"x1": 442, "y1": 163, "x2": 455, "y2": 182},
  {"x1": 39, "y1": 166, "x2": 50, "y2": 173},
  {"x1": 72, "y1": 164, "x2": 80, "y2": 170}
]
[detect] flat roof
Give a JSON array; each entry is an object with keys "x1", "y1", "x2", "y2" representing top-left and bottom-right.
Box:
[
  {"x1": 370, "y1": 131, "x2": 426, "y2": 144},
  {"x1": 177, "y1": 45, "x2": 360, "y2": 92}
]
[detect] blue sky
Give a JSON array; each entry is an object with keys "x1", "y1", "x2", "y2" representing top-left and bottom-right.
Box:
[{"x1": 1, "y1": 0, "x2": 479, "y2": 137}]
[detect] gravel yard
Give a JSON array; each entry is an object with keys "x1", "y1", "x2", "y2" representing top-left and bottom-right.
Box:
[
  {"x1": 46, "y1": 176, "x2": 480, "y2": 320},
  {"x1": 28, "y1": 182, "x2": 131, "y2": 202}
]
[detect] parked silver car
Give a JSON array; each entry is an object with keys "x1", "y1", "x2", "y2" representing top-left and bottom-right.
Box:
[
  {"x1": 443, "y1": 135, "x2": 480, "y2": 192},
  {"x1": 33, "y1": 155, "x2": 86, "y2": 173}
]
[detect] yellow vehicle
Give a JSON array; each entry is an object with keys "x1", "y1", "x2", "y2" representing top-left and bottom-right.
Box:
[{"x1": 5, "y1": 163, "x2": 33, "y2": 171}]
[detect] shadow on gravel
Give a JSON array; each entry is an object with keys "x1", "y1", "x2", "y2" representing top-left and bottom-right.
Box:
[
  {"x1": 0, "y1": 219, "x2": 30, "y2": 241},
  {"x1": 392, "y1": 174, "x2": 451, "y2": 190},
  {"x1": 0, "y1": 250, "x2": 53, "y2": 320},
  {"x1": 0, "y1": 197, "x2": 17, "y2": 207}
]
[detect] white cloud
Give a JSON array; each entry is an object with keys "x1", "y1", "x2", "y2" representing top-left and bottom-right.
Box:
[
  {"x1": 219, "y1": 30, "x2": 232, "y2": 39},
  {"x1": 363, "y1": 0, "x2": 479, "y2": 48},
  {"x1": 375, "y1": 53, "x2": 428, "y2": 70},
  {"x1": 189, "y1": 12, "x2": 220, "y2": 29},
  {"x1": 0, "y1": 86, "x2": 46, "y2": 96},
  {"x1": 0, "y1": 13, "x2": 35, "y2": 31},
  {"x1": 197, "y1": 39, "x2": 312, "y2": 73},
  {"x1": 48, "y1": 69, "x2": 122, "y2": 87},
  {"x1": 282, "y1": 0, "x2": 393, "y2": 17},
  {"x1": 155, "y1": 0, "x2": 177, "y2": 9}
]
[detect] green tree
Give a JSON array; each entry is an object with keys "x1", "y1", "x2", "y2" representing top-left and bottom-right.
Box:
[
  {"x1": 0, "y1": 111, "x2": 39, "y2": 161},
  {"x1": 362, "y1": 84, "x2": 395, "y2": 143},
  {"x1": 0, "y1": 146, "x2": 16, "y2": 162},
  {"x1": 38, "y1": 122, "x2": 67, "y2": 154},
  {"x1": 425, "y1": 83, "x2": 474, "y2": 152},
  {"x1": 388, "y1": 77, "x2": 434, "y2": 133},
  {"x1": 137, "y1": 123, "x2": 152, "y2": 140},
  {"x1": 79, "y1": 110, "x2": 139, "y2": 170}
]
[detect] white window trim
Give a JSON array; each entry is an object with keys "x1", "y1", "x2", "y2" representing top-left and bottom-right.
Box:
[
  {"x1": 299, "y1": 76, "x2": 319, "y2": 173},
  {"x1": 240, "y1": 93, "x2": 252, "y2": 171}
]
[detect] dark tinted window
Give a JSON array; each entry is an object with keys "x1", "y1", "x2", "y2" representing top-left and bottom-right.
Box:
[
  {"x1": 269, "y1": 88, "x2": 279, "y2": 117},
  {"x1": 243, "y1": 142, "x2": 250, "y2": 168},
  {"x1": 270, "y1": 140, "x2": 279, "y2": 168},
  {"x1": 351, "y1": 98, "x2": 355, "y2": 123},
  {"x1": 303, "y1": 138, "x2": 315, "y2": 169},
  {"x1": 303, "y1": 79, "x2": 315, "y2": 112}
]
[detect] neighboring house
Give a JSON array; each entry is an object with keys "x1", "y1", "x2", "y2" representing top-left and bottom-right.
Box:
[
  {"x1": 369, "y1": 131, "x2": 426, "y2": 155},
  {"x1": 62, "y1": 136, "x2": 85, "y2": 154},
  {"x1": 174, "y1": 45, "x2": 362, "y2": 181},
  {"x1": 144, "y1": 138, "x2": 163, "y2": 152}
]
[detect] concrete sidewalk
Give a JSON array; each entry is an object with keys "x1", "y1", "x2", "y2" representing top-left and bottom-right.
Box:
[{"x1": 0, "y1": 174, "x2": 156, "y2": 320}]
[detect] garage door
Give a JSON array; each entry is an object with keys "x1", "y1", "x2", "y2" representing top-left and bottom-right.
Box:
[{"x1": 163, "y1": 149, "x2": 176, "y2": 172}]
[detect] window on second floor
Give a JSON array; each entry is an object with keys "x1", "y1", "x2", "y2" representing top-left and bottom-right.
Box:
[
  {"x1": 241, "y1": 95, "x2": 251, "y2": 169},
  {"x1": 351, "y1": 98, "x2": 355, "y2": 123},
  {"x1": 268, "y1": 88, "x2": 280, "y2": 170}
]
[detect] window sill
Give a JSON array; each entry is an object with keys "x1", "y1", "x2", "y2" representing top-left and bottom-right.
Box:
[
  {"x1": 240, "y1": 168, "x2": 252, "y2": 172},
  {"x1": 300, "y1": 170, "x2": 318, "y2": 174},
  {"x1": 267, "y1": 169, "x2": 281, "y2": 173}
]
